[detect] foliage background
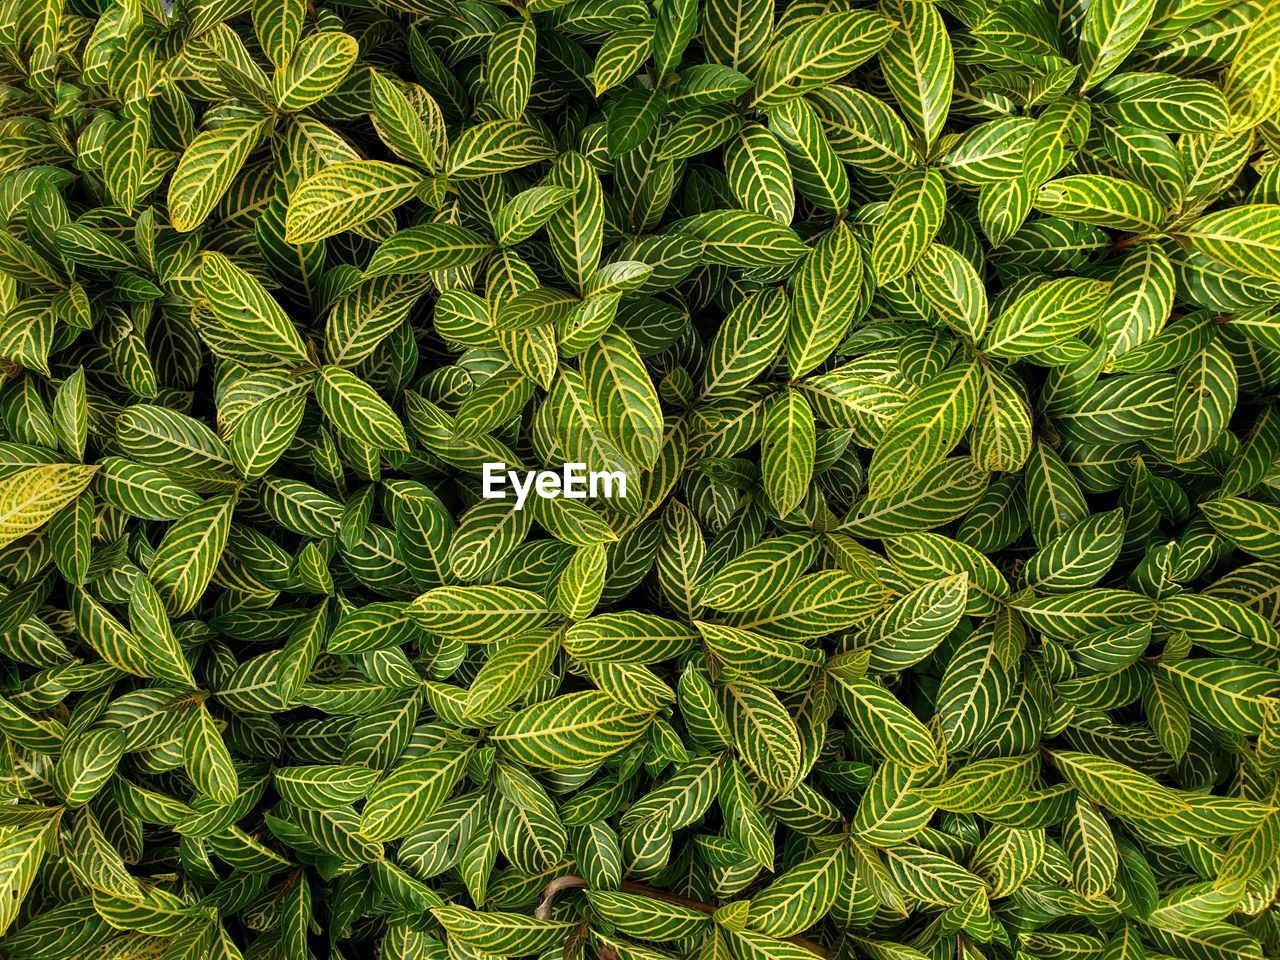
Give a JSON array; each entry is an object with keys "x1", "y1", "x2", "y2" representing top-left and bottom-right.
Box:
[{"x1": 2, "y1": 0, "x2": 1280, "y2": 959}]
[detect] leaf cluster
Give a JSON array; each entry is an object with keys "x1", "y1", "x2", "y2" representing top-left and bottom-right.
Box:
[{"x1": 0, "y1": 0, "x2": 1280, "y2": 959}]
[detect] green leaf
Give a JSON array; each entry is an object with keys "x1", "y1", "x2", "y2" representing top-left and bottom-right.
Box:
[
  {"x1": 1013, "y1": 589, "x2": 1157, "y2": 641},
  {"x1": 1094, "y1": 72, "x2": 1229, "y2": 132},
  {"x1": 878, "y1": 0, "x2": 952, "y2": 150},
  {"x1": 446, "y1": 120, "x2": 555, "y2": 179},
  {"x1": 587, "y1": 891, "x2": 709, "y2": 941},
  {"x1": 722, "y1": 680, "x2": 804, "y2": 793},
  {"x1": 254, "y1": 0, "x2": 303, "y2": 69},
  {"x1": 723, "y1": 569, "x2": 878, "y2": 643},
  {"x1": 364, "y1": 223, "x2": 491, "y2": 279},
  {"x1": 198, "y1": 252, "x2": 310, "y2": 364},
  {"x1": 184, "y1": 703, "x2": 239, "y2": 805},
  {"x1": 748, "y1": 846, "x2": 848, "y2": 937},
  {"x1": 913, "y1": 754, "x2": 1038, "y2": 813},
  {"x1": 285, "y1": 161, "x2": 424, "y2": 244},
  {"x1": 495, "y1": 186, "x2": 574, "y2": 247},
  {"x1": 1064, "y1": 795, "x2": 1118, "y2": 899},
  {"x1": 1172, "y1": 335, "x2": 1237, "y2": 461},
  {"x1": 1051, "y1": 750, "x2": 1188, "y2": 819},
  {"x1": 936, "y1": 625, "x2": 1014, "y2": 750},
  {"x1": 1200, "y1": 497, "x2": 1280, "y2": 561},
  {"x1": 766, "y1": 98, "x2": 849, "y2": 214},
  {"x1": 867, "y1": 574, "x2": 967, "y2": 671},
  {"x1": 872, "y1": 167, "x2": 948, "y2": 283},
  {"x1": 726, "y1": 125, "x2": 795, "y2": 225},
  {"x1": 752, "y1": 11, "x2": 895, "y2": 109},
  {"x1": 984, "y1": 277, "x2": 1111, "y2": 358},
  {"x1": 1221, "y1": 0, "x2": 1280, "y2": 129},
  {"x1": 677, "y1": 210, "x2": 809, "y2": 267},
  {"x1": 411, "y1": 586, "x2": 553, "y2": 642},
  {"x1": 325, "y1": 275, "x2": 430, "y2": 367},
  {"x1": 128, "y1": 574, "x2": 197, "y2": 687},
  {"x1": 115, "y1": 404, "x2": 234, "y2": 474},
  {"x1": 488, "y1": 20, "x2": 536, "y2": 119},
  {"x1": 701, "y1": 533, "x2": 818, "y2": 612},
  {"x1": 704, "y1": 0, "x2": 772, "y2": 74},
  {"x1": 761, "y1": 389, "x2": 816, "y2": 517},
  {"x1": 654, "y1": 0, "x2": 697, "y2": 78},
  {"x1": 594, "y1": 27, "x2": 654, "y2": 98},
  {"x1": 370, "y1": 70, "x2": 445, "y2": 172},
  {"x1": 867, "y1": 358, "x2": 981, "y2": 498},
  {"x1": 1023, "y1": 510, "x2": 1126, "y2": 592},
  {"x1": 273, "y1": 31, "x2": 358, "y2": 111},
  {"x1": 274, "y1": 764, "x2": 379, "y2": 809},
  {"x1": 66, "y1": 808, "x2": 142, "y2": 900},
  {"x1": 1078, "y1": 0, "x2": 1157, "y2": 90},
  {"x1": 703, "y1": 289, "x2": 790, "y2": 399},
  {"x1": 0, "y1": 464, "x2": 97, "y2": 550},
  {"x1": 492, "y1": 692, "x2": 653, "y2": 768},
  {"x1": 1182, "y1": 204, "x2": 1280, "y2": 283},
  {"x1": 882, "y1": 844, "x2": 985, "y2": 907},
  {"x1": 0, "y1": 818, "x2": 58, "y2": 937},
  {"x1": 695, "y1": 621, "x2": 822, "y2": 692},
  {"x1": 465, "y1": 628, "x2": 560, "y2": 719},
  {"x1": 360, "y1": 744, "x2": 470, "y2": 840},
  {"x1": 835, "y1": 677, "x2": 938, "y2": 771},
  {"x1": 971, "y1": 365, "x2": 1033, "y2": 473},
  {"x1": 1033, "y1": 175, "x2": 1163, "y2": 231},
  {"x1": 810, "y1": 86, "x2": 918, "y2": 176},
  {"x1": 148, "y1": 494, "x2": 236, "y2": 617},
  {"x1": 581, "y1": 328, "x2": 663, "y2": 471},
  {"x1": 914, "y1": 244, "x2": 988, "y2": 343},
  {"x1": 1023, "y1": 99, "x2": 1092, "y2": 187},
  {"x1": 787, "y1": 223, "x2": 865, "y2": 377},
  {"x1": 55, "y1": 728, "x2": 126, "y2": 807},
  {"x1": 1099, "y1": 242, "x2": 1176, "y2": 361},
  {"x1": 169, "y1": 118, "x2": 270, "y2": 232},
  {"x1": 564, "y1": 613, "x2": 697, "y2": 663},
  {"x1": 1163, "y1": 658, "x2": 1280, "y2": 735},
  {"x1": 315, "y1": 366, "x2": 409, "y2": 451},
  {"x1": 433, "y1": 906, "x2": 574, "y2": 956}
]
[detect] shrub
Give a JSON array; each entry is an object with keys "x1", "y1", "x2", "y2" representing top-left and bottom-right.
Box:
[{"x1": 1, "y1": 0, "x2": 1280, "y2": 959}]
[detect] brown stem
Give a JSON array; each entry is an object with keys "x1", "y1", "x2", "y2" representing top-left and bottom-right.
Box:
[
  {"x1": 536, "y1": 874, "x2": 589, "y2": 918},
  {"x1": 535, "y1": 875, "x2": 829, "y2": 958}
]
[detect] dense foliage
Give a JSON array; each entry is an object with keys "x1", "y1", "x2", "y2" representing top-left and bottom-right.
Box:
[{"x1": 3, "y1": 0, "x2": 1280, "y2": 958}]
